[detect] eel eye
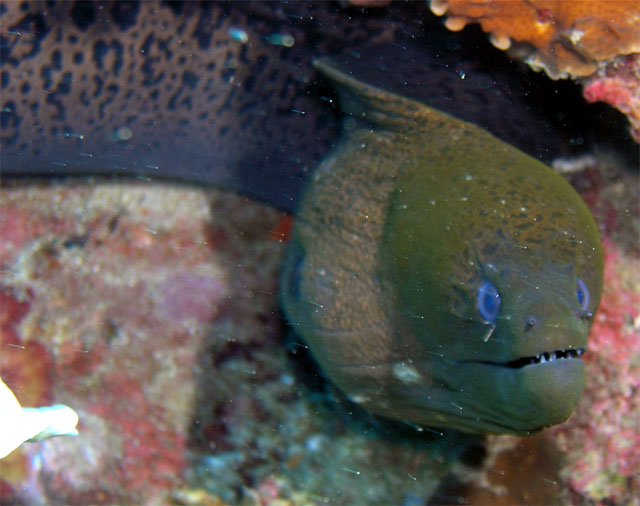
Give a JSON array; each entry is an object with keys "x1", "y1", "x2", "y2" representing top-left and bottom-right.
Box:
[
  {"x1": 477, "y1": 281, "x2": 501, "y2": 323},
  {"x1": 576, "y1": 277, "x2": 590, "y2": 311}
]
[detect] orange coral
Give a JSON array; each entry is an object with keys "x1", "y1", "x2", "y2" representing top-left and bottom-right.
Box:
[{"x1": 430, "y1": 0, "x2": 640, "y2": 78}]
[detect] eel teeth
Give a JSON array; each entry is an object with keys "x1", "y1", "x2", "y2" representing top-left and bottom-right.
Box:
[
  {"x1": 509, "y1": 348, "x2": 585, "y2": 368},
  {"x1": 470, "y1": 348, "x2": 586, "y2": 369}
]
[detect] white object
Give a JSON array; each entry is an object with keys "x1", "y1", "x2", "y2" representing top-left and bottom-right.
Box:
[{"x1": 0, "y1": 377, "x2": 79, "y2": 459}]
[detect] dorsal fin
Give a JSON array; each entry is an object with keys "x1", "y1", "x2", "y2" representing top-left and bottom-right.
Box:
[{"x1": 313, "y1": 56, "x2": 464, "y2": 136}]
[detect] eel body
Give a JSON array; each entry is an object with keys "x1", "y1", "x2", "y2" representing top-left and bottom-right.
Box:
[
  {"x1": 2, "y1": 1, "x2": 627, "y2": 212},
  {"x1": 281, "y1": 57, "x2": 604, "y2": 435}
]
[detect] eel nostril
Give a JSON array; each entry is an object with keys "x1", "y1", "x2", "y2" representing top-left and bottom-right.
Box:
[
  {"x1": 525, "y1": 315, "x2": 539, "y2": 330},
  {"x1": 580, "y1": 309, "x2": 593, "y2": 320}
]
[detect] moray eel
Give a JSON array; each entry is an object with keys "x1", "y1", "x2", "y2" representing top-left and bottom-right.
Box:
[
  {"x1": 281, "y1": 57, "x2": 604, "y2": 435},
  {"x1": 2, "y1": 2, "x2": 607, "y2": 434}
]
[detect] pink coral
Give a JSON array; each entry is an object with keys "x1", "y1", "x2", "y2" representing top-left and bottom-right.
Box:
[
  {"x1": 550, "y1": 224, "x2": 640, "y2": 503},
  {"x1": 86, "y1": 374, "x2": 187, "y2": 494},
  {"x1": 583, "y1": 54, "x2": 640, "y2": 143},
  {"x1": 0, "y1": 182, "x2": 285, "y2": 503},
  {"x1": 159, "y1": 273, "x2": 226, "y2": 322}
]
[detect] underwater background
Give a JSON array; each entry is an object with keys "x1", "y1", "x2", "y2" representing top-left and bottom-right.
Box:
[{"x1": 1, "y1": 1, "x2": 638, "y2": 504}]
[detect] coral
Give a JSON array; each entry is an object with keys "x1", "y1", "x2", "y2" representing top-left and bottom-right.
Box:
[
  {"x1": 0, "y1": 152, "x2": 637, "y2": 504},
  {"x1": 0, "y1": 180, "x2": 472, "y2": 504},
  {"x1": 0, "y1": 181, "x2": 286, "y2": 503},
  {"x1": 0, "y1": 376, "x2": 79, "y2": 459},
  {"x1": 0, "y1": 289, "x2": 55, "y2": 496},
  {"x1": 430, "y1": 0, "x2": 640, "y2": 79},
  {"x1": 431, "y1": 433, "x2": 567, "y2": 504},
  {"x1": 0, "y1": 1, "x2": 636, "y2": 503},
  {"x1": 548, "y1": 156, "x2": 640, "y2": 504},
  {"x1": 551, "y1": 239, "x2": 639, "y2": 503},
  {"x1": 583, "y1": 54, "x2": 640, "y2": 143}
]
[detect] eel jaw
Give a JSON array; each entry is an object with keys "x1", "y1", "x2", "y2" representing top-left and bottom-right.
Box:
[{"x1": 445, "y1": 348, "x2": 587, "y2": 433}]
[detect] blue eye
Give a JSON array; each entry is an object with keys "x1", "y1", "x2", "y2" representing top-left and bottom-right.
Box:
[
  {"x1": 576, "y1": 278, "x2": 590, "y2": 310},
  {"x1": 477, "y1": 281, "x2": 501, "y2": 323}
]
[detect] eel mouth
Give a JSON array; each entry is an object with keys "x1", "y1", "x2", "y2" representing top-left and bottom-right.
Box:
[
  {"x1": 473, "y1": 348, "x2": 586, "y2": 369},
  {"x1": 506, "y1": 348, "x2": 585, "y2": 368}
]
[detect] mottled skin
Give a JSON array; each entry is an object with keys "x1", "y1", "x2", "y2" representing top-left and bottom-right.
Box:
[
  {"x1": 281, "y1": 58, "x2": 604, "y2": 435},
  {"x1": 3, "y1": 1, "x2": 632, "y2": 212}
]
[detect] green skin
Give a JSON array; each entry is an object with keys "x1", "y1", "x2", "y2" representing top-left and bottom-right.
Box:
[{"x1": 281, "y1": 58, "x2": 604, "y2": 435}]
